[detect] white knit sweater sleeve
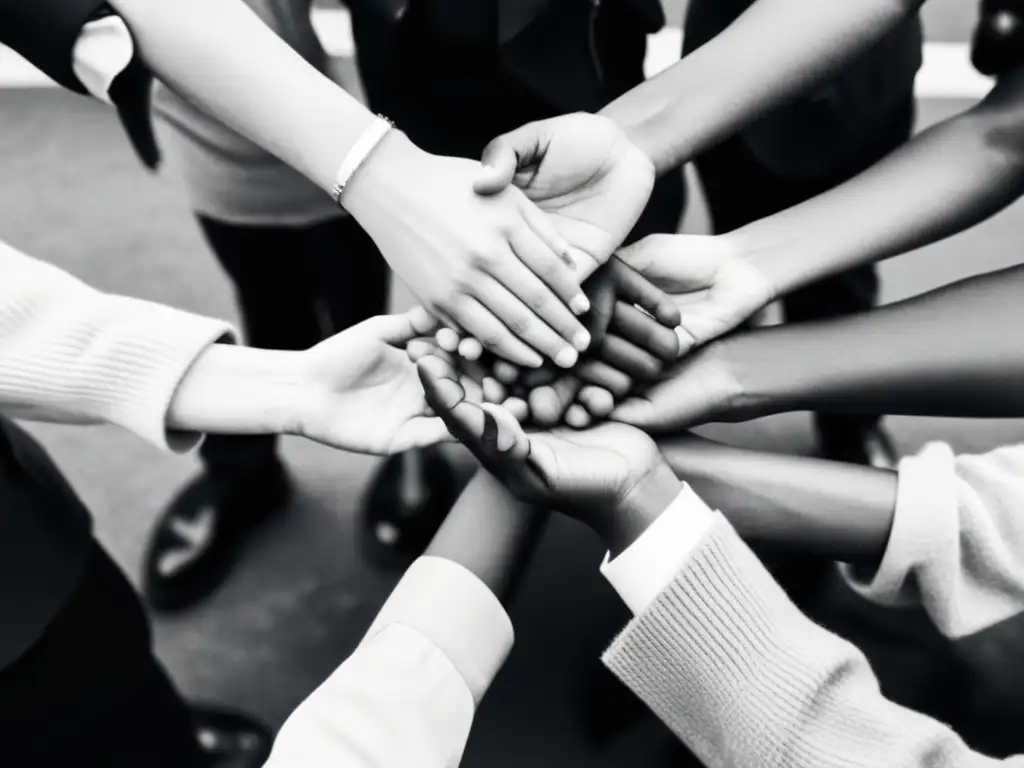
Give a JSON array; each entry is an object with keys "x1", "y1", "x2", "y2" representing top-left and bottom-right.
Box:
[
  {"x1": 842, "y1": 441, "x2": 1024, "y2": 638},
  {"x1": 0, "y1": 240, "x2": 234, "y2": 451}
]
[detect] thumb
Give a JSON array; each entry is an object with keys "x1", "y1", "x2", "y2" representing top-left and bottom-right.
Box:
[
  {"x1": 364, "y1": 307, "x2": 439, "y2": 346},
  {"x1": 474, "y1": 137, "x2": 519, "y2": 195},
  {"x1": 609, "y1": 395, "x2": 659, "y2": 428},
  {"x1": 615, "y1": 235, "x2": 678, "y2": 285}
]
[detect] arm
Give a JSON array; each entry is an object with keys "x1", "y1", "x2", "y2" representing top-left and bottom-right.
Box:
[
  {"x1": 265, "y1": 471, "x2": 544, "y2": 768},
  {"x1": 725, "y1": 66, "x2": 1024, "y2": 301},
  {"x1": 35, "y1": 0, "x2": 589, "y2": 371},
  {"x1": 600, "y1": 0, "x2": 923, "y2": 175},
  {"x1": 602, "y1": 516, "x2": 1013, "y2": 768},
  {"x1": 614, "y1": 263, "x2": 1024, "y2": 430},
  {"x1": 0, "y1": 239, "x2": 452, "y2": 454},
  {"x1": 657, "y1": 434, "x2": 896, "y2": 567}
]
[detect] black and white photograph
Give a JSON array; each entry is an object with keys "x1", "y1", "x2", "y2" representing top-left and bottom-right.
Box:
[{"x1": 1, "y1": 0, "x2": 1023, "y2": 765}]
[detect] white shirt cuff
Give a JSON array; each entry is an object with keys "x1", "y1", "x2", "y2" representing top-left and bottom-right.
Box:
[
  {"x1": 600, "y1": 484, "x2": 717, "y2": 614},
  {"x1": 72, "y1": 15, "x2": 135, "y2": 104},
  {"x1": 361, "y1": 556, "x2": 514, "y2": 704}
]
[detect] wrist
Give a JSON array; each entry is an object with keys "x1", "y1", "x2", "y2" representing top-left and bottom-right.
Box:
[
  {"x1": 604, "y1": 459, "x2": 682, "y2": 557},
  {"x1": 717, "y1": 329, "x2": 806, "y2": 420},
  {"x1": 341, "y1": 130, "x2": 424, "y2": 226},
  {"x1": 167, "y1": 344, "x2": 309, "y2": 437}
]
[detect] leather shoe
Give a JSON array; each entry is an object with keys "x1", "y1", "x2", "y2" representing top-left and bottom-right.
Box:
[
  {"x1": 189, "y1": 704, "x2": 273, "y2": 767},
  {"x1": 143, "y1": 461, "x2": 291, "y2": 612},
  {"x1": 359, "y1": 446, "x2": 461, "y2": 568}
]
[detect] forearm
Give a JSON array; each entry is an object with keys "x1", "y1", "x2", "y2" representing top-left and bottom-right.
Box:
[
  {"x1": 0, "y1": 241, "x2": 231, "y2": 449},
  {"x1": 108, "y1": 0, "x2": 375, "y2": 193},
  {"x1": 723, "y1": 264, "x2": 1024, "y2": 419},
  {"x1": 603, "y1": 520, "x2": 997, "y2": 768},
  {"x1": 727, "y1": 69, "x2": 1024, "y2": 295},
  {"x1": 166, "y1": 345, "x2": 308, "y2": 438},
  {"x1": 426, "y1": 470, "x2": 549, "y2": 603},
  {"x1": 658, "y1": 434, "x2": 895, "y2": 566},
  {"x1": 600, "y1": 0, "x2": 921, "y2": 174}
]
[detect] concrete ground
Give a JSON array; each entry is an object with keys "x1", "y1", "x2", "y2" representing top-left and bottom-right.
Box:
[{"x1": 4, "y1": 4, "x2": 1024, "y2": 765}]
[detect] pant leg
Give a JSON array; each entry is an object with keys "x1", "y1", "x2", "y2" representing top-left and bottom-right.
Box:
[
  {"x1": 0, "y1": 542, "x2": 204, "y2": 767},
  {"x1": 298, "y1": 215, "x2": 392, "y2": 335},
  {"x1": 196, "y1": 215, "x2": 333, "y2": 479}
]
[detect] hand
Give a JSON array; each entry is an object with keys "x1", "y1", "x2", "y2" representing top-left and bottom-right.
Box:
[
  {"x1": 344, "y1": 132, "x2": 591, "y2": 369},
  {"x1": 474, "y1": 114, "x2": 656, "y2": 278},
  {"x1": 417, "y1": 351, "x2": 680, "y2": 553},
  {"x1": 436, "y1": 256, "x2": 682, "y2": 427},
  {"x1": 610, "y1": 341, "x2": 748, "y2": 432},
  {"x1": 617, "y1": 234, "x2": 774, "y2": 357},
  {"x1": 292, "y1": 308, "x2": 456, "y2": 454}
]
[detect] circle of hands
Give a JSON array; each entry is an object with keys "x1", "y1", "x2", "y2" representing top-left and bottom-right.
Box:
[{"x1": 293, "y1": 113, "x2": 779, "y2": 517}]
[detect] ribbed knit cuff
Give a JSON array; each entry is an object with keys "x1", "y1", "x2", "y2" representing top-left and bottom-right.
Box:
[
  {"x1": 66, "y1": 293, "x2": 233, "y2": 452},
  {"x1": 840, "y1": 442, "x2": 958, "y2": 606},
  {"x1": 362, "y1": 556, "x2": 514, "y2": 705},
  {"x1": 602, "y1": 517, "x2": 884, "y2": 768}
]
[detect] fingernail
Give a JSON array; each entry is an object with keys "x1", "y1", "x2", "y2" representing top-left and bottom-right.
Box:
[
  {"x1": 572, "y1": 328, "x2": 591, "y2": 352},
  {"x1": 524, "y1": 350, "x2": 544, "y2": 368},
  {"x1": 570, "y1": 294, "x2": 590, "y2": 315},
  {"x1": 674, "y1": 326, "x2": 693, "y2": 356},
  {"x1": 554, "y1": 347, "x2": 578, "y2": 369}
]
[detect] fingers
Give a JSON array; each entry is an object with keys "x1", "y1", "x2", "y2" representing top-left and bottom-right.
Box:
[
  {"x1": 505, "y1": 213, "x2": 589, "y2": 318},
  {"x1": 458, "y1": 337, "x2": 484, "y2": 361},
  {"x1": 528, "y1": 376, "x2": 582, "y2": 427},
  {"x1": 607, "y1": 257, "x2": 682, "y2": 327},
  {"x1": 470, "y1": 273, "x2": 585, "y2": 369},
  {"x1": 610, "y1": 303, "x2": 680, "y2": 362},
  {"x1": 481, "y1": 403, "x2": 531, "y2": 459},
  {"x1": 492, "y1": 360, "x2": 520, "y2": 384},
  {"x1": 474, "y1": 138, "x2": 519, "y2": 195},
  {"x1": 609, "y1": 396, "x2": 657, "y2": 427},
  {"x1": 576, "y1": 360, "x2": 633, "y2": 399},
  {"x1": 596, "y1": 335, "x2": 664, "y2": 382},
  {"x1": 436, "y1": 326, "x2": 462, "y2": 353},
  {"x1": 449, "y1": 294, "x2": 545, "y2": 368},
  {"x1": 355, "y1": 307, "x2": 440, "y2": 346},
  {"x1": 578, "y1": 386, "x2": 615, "y2": 418},
  {"x1": 564, "y1": 404, "x2": 593, "y2": 429}
]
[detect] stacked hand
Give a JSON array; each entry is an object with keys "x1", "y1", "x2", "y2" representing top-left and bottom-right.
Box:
[
  {"x1": 429, "y1": 257, "x2": 682, "y2": 428},
  {"x1": 416, "y1": 350, "x2": 681, "y2": 554},
  {"x1": 344, "y1": 132, "x2": 593, "y2": 370}
]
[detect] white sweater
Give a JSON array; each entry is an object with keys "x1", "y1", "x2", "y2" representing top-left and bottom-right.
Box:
[
  {"x1": 0, "y1": 240, "x2": 233, "y2": 449},
  {"x1": 843, "y1": 440, "x2": 1024, "y2": 638}
]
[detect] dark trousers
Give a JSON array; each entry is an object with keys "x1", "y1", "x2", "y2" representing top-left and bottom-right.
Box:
[
  {"x1": 197, "y1": 214, "x2": 391, "y2": 479},
  {"x1": 693, "y1": 100, "x2": 916, "y2": 437},
  {"x1": 0, "y1": 541, "x2": 203, "y2": 767}
]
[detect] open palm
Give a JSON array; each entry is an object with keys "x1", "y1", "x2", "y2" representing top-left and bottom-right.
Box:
[
  {"x1": 296, "y1": 311, "x2": 452, "y2": 455},
  {"x1": 477, "y1": 114, "x2": 655, "y2": 279},
  {"x1": 618, "y1": 234, "x2": 775, "y2": 356}
]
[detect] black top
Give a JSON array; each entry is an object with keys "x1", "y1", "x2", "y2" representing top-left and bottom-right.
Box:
[{"x1": 0, "y1": 419, "x2": 93, "y2": 670}]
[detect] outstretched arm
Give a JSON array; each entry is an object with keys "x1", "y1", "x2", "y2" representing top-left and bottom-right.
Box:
[
  {"x1": 601, "y1": 0, "x2": 923, "y2": 174},
  {"x1": 657, "y1": 434, "x2": 896, "y2": 567},
  {"x1": 266, "y1": 470, "x2": 545, "y2": 768},
  {"x1": 615, "y1": 263, "x2": 1024, "y2": 431}
]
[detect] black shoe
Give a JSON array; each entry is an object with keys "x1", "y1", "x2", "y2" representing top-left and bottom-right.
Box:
[
  {"x1": 189, "y1": 704, "x2": 273, "y2": 767},
  {"x1": 971, "y1": 0, "x2": 1024, "y2": 76},
  {"x1": 818, "y1": 421, "x2": 899, "y2": 470},
  {"x1": 143, "y1": 461, "x2": 291, "y2": 612},
  {"x1": 359, "y1": 446, "x2": 461, "y2": 568}
]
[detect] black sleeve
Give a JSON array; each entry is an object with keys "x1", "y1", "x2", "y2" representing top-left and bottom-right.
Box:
[{"x1": 0, "y1": 0, "x2": 113, "y2": 94}]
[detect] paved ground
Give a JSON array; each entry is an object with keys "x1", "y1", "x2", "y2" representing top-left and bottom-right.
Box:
[{"x1": 5, "y1": 5, "x2": 1024, "y2": 765}]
